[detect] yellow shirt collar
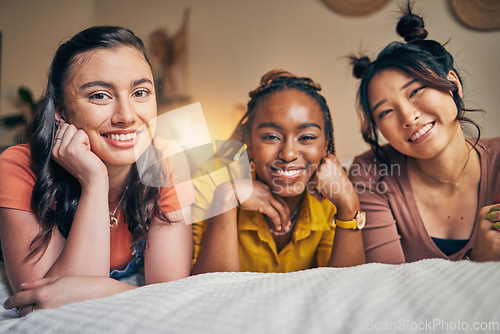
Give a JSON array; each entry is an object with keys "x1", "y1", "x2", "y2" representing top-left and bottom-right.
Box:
[{"x1": 237, "y1": 192, "x2": 335, "y2": 235}]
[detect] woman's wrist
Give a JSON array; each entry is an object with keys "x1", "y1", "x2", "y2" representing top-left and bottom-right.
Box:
[
  {"x1": 209, "y1": 181, "x2": 240, "y2": 217},
  {"x1": 335, "y1": 200, "x2": 360, "y2": 221},
  {"x1": 80, "y1": 172, "x2": 109, "y2": 194},
  {"x1": 330, "y1": 191, "x2": 360, "y2": 221}
]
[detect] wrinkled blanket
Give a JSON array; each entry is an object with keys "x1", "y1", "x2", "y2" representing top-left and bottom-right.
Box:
[{"x1": 0, "y1": 259, "x2": 498, "y2": 333}]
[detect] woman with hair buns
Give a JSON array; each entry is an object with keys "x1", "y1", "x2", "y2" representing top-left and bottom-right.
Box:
[
  {"x1": 192, "y1": 70, "x2": 365, "y2": 274},
  {"x1": 348, "y1": 4, "x2": 500, "y2": 264}
]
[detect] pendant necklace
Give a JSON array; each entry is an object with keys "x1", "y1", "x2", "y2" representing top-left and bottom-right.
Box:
[
  {"x1": 414, "y1": 148, "x2": 471, "y2": 192},
  {"x1": 109, "y1": 185, "x2": 129, "y2": 228},
  {"x1": 269, "y1": 197, "x2": 303, "y2": 236}
]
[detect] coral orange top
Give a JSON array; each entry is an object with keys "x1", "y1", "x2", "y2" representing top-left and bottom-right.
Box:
[{"x1": 0, "y1": 144, "x2": 194, "y2": 271}]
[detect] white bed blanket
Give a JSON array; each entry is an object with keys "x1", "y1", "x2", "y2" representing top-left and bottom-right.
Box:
[{"x1": 0, "y1": 259, "x2": 498, "y2": 333}]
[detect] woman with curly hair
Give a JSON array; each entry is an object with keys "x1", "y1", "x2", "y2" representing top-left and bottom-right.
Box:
[{"x1": 192, "y1": 70, "x2": 365, "y2": 274}]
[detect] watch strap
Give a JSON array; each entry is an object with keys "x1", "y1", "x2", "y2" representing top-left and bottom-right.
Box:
[
  {"x1": 333, "y1": 210, "x2": 366, "y2": 230},
  {"x1": 333, "y1": 218, "x2": 358, "y2": 229}
]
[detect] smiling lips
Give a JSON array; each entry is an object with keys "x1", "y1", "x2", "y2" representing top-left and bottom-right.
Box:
[
  {"x1": 409, "y1": 122, "x2": 434, "y2": 142},
  {"x1": 106, "y1": 132, "x2": 137, "y2": 141},
  {"x1": 271, "y1": 167, "x2": 306, "y2": 182},
  {"x1": 102, "y1": 130, "x2": 139, "y2": 148}
]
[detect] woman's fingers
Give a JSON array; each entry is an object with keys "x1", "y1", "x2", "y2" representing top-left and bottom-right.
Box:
[
  {"x1": 58, "y1": 125, "x2": 78, "y2": 150},
  {"x1": 50, "y1": 123, "x2": 106, "y2": 186},
  {"x1": 472, "y1": 204, "x2": 500, "y2": 261},
  {"x1": 263, "y1": 196, "x2": 290, "y2": 231},
  {"x1": 272, "y1": 195, "x2": 291, "y2": 231},
  {"x1": 486, "y1": 205, "x2": 500, "y2": 229},
  {"x1": 4, "y1": 277, "x2": 59, "y2": 314},
  {"x1": 18, "y1": 304, "x2": 35, "y2": 317},
  {"x1": 52, "y1": 123, "x2": 77, "y2": 159},
  {"x1": 307, "y1": 173, "x2": 326, "y2": 200},
  {"x1": 52, "y1": 122, "x2": 69, "y2": 154},
  {"x1": 20, "y1": 277, "x2": 58, "y2": 290},
  {"x1": 239, "y1": 180, "x2": 291, "y2": 231},
  {"x1": 4, "y1": 290, "x2": 35, "y2": 311}
]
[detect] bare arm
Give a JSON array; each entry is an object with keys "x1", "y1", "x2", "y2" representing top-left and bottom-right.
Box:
[
  {"x1": 0, "y1": 208, "x2": 65, "y2": 293},
  {"x1": 349, "y1": 157, "x2": 405, "y2": 264},
  {"x1": 0, "y1": 168, "x2": 109, "y2": 293},
  {"x1": 191, "y1": 184, "x2": 240, "y2": 274},
  {"x1": 144, "y1": 206, "x2": 193, "y2": 284},
  {"x1": 309, "y1": 154, "x2": 365, "y2": 267},
  {"x1": 45, "y1": 123, "x2": 111, "y2": 277},
  {"x1": 191, "y1": 179, "x2": 290, "y2": 274},
  {"x1": 3, "y1": 276, "x2": 135, "y2": 316},
  {"x1": 191, "y1": 208, "x2": 240, "y2": 274},
  {"x1": 44, "y1": 183, "x2": 110, "y2": 277},
  {"x1": 0, "y1": 123, "x2": 112, "y2": 295},
  {"x1": 469, "y1": 204, "x2": 500, "y2": 261}
]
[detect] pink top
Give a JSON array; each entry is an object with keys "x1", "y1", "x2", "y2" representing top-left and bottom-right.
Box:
[{"x1": 349, "y1": 137, "x2": 500, "y2": 263}]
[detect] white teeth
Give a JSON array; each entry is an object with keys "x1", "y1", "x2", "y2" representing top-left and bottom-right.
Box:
[
  {"x1": 410, "y1": 123, "x2": 433, "y2": 142},
  {"x1": 109, "y1": 132, "x2": 137, "y2": 141},
  {"x1": 276, "y1": 169, "x2": 301, "y2": 177}
]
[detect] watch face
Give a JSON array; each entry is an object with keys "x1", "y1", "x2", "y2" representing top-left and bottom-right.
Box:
[{"x1": 356, "y1": 211, "x2": 366, "y2": 229}]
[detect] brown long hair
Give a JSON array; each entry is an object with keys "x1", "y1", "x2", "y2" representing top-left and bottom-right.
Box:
[{"x1": 26, "y1": 26, "x2": 170, "y2": 260}]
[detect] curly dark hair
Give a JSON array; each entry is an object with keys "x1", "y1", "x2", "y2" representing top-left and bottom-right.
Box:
[
  {"x1": 225, "y1": 69, "x2": 334, "y2": 158},
  {"x1": 26, "y1": 26, "x2": 170, "y2": 260},
  {"x1": 349, "y1": 2, "x2": 481, "y2": 163}
]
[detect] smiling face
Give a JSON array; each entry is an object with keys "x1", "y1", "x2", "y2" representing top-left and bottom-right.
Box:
[
  {"x1": 60, "y1": 45, "x2": 156, "y2": 167},
  {"x1": 248, "y1": 89, "x2": 328, "y2": 198},
  {"x1": 368, "y1": 67, "x2": 462, "y2": 159}
]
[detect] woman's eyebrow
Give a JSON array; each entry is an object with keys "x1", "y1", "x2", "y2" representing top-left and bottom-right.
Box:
[
  {"x1": 372, "y1": 99, "x2": 386, "y2": 113},
  {"x1": 401, "y1": 78, "x2": 418, "y2": 90},
  {"x1": 256, "y1": 122, "x2": 282, "y2": 130},
  {"x1": 131, "y1": 78, "x2": 153, "y2": 87},
  {"x1": 80, "y1": 80, "x2": 114, "y2": 90},
  {"x1": 372, "y1": 78, "x2": 419, "y2": 112},
  {"x1": 298, "y1": 122, "x2": 321, "y2": 130}
]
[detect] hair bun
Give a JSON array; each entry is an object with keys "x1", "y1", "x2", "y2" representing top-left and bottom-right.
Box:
[
  {"x1": 350, "y1": 56, "x2": 371, "y2": 79},
  {"x1": 396, "y1": 12, "x2": 428, "y2": 42},
  {"x1": 249, "y1": 69, "x2": 321, "y2": 98},
  {"x1": 259, "y1": 70, "x2": 295, "y2": 87}
]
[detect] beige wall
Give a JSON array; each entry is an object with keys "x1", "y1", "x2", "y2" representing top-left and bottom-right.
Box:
[{"x1": 1, "y1": 0, "x2": 499, "y2": 163}]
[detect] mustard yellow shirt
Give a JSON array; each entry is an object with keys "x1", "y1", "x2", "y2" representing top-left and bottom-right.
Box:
[{"x1": 193, "y1": 192, "x2": 336, "y2": 273}]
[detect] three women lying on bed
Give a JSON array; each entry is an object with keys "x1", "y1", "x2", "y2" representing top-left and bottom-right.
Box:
[{"x1": 1, "y1": 6, "x2": 499, "y2": 315}]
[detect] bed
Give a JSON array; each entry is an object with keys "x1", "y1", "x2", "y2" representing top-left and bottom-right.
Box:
[{"x1": 0, "y1": 259, "x2": 498, "y2": 333}]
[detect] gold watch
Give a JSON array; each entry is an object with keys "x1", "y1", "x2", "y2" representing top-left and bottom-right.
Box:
[{"x1": 333, "y1": 210, "x2": 366, "y2": 230}]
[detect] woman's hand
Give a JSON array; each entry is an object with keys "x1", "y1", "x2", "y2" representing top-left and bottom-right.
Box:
[
  {"x1": 470, "y1": 204, "x2": 500, "y2": 262},
  {"x1": 308, "y1": 154, "x2": 359, "y2": 220},
  {"x1": 237, "y1": 180, "x2": 291, "y2": 232},
  {"x1": 3, "y1": 276, "x2": 134, "y2": 316},
  {"x1": 210, "y1": 179, "x2": 290, "y2": 232},
  {"x1": 52, "y1": 122, "x2": 108, "y2": 188}
]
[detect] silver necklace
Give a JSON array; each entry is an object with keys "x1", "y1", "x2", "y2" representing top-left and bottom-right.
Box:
[
  {"x1": 269, "y1": 198, "x2": 303, "y2": 236},
  {"x1": 109, "y1": 186, "x2": 129, "y2": 228},
  {"x1": 270, "y1": 209, "x2": 300, "y2": 236}
]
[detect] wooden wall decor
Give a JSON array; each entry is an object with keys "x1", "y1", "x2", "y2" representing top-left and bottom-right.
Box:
[
  {"x1": 322, "y1": 0, "x2": 391, "y2": 17},
  {"x1": 450, "y1": 0, "x2": 500, "y2": 31},
  {"x1": 148, "y1": 9, "x2": 191, "y2": 108}
]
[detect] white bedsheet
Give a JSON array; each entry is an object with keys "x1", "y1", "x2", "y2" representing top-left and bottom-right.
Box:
[{"x1": 0, "y1": 259, "x2": 498, "y2": 333}]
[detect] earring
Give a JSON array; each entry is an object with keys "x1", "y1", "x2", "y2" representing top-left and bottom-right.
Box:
[{"x1": 249, "y1": 161, "x2": 255, "y2": 171}]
